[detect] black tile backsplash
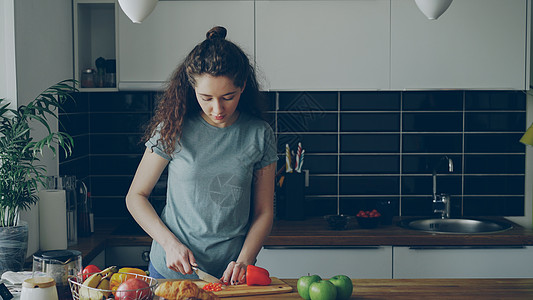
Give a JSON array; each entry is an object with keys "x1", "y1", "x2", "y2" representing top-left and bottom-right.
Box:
[
  {"x1": 59, "y1": 92, "x2": 158, "y2": 222},
  {"x1": 278, "y1": 112, "x2": 338, "y2": 132},
  {"x1": 278, "y1": 133, "x2": 338, "y2": 153},
  {"x1": 300, "y1": 155, "x2": 338, "y2": 174},
  {"x1": 463, "y1": 196, "x2": 524, "y2": 216},
  {"x1": 464, "y1": 154, "x2": 524, "y2": 174},
  {"x1": 465, "y1": 112, "x2": 526, "y2": 132},
  {"x1": 90, "y1": 113, "x2": 151, "y2": 133},
  {"x1": 341, "y1": 113, "x2": 400, "y2": 132},
  {"x1": 340, "y1": 176, "x2": 400, "y2": 195},
  {"x1": 465, "y1": 90, "x2": 526, "y2": 110},
  {"x1": 402, "y1": 154, "x2": 463, "y2": 174},
  {"x1": 279, "y1": 92, "x2": 338, "y2": 111},
  {"x1": 464, "y1": 133, "x2": 525, "y2": 153},
  {"x1": 403, "y1": 133, "x2": 464, "y2": 154},
  {"x1": 340, "y1": 155, "x2": 400, "y2": 174},
  {"x1": 341, "y1": 92, "x2": 400, "y2": 111},
  {"x1": 59, "y1": 90, "x2": 527, "y2": 221},
  {"x1": 341, "y1": 134, "x2": 400, "y2": 153},
  {"x1": 402, "y1": 112, "x2": 463, "y2": 132},
  {"x1": 403, "y1": 91, "x2": 464, "y2": 110}
]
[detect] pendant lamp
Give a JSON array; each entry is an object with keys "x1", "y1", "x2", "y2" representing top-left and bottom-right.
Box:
[
  {"x1": 415, "y1": 0, "x2": 453, "y2": 20},
  {"x1": 520, "y1": 123, "x2": 533, "y2": 146},
  {"x1": 118, "y1": 0, "x2": 158, "y2": 24}
]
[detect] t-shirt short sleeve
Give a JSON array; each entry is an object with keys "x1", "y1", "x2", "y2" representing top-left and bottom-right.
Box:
[
  {"x1": 253, "y1": 123, "x2": 278, "y2": 171},
  {"x1": 145, "y1": 131, "x2": 172, "y2": 161}
]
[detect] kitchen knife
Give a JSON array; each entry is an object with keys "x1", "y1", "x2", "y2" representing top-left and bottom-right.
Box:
[{"x1": 192, "y1": 266, "x2": 221, "y2": 283}]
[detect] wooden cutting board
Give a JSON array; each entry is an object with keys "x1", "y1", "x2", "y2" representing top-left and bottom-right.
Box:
[{"x1": 195, "y1": 277, "x2": 293, "y2": 298}]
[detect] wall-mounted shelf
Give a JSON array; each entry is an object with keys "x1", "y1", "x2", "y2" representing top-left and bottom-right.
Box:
[{"x1": 74, "y1": 0, "x2": 118, "y2": 92}]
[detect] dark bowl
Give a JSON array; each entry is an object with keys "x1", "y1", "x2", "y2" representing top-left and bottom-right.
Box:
[
  {"x1": 356, "y1": 216, "x2": 381, "y2": 229},
  {"x1": 324, "y1": 214, "x2": 353, "y2": 230}
]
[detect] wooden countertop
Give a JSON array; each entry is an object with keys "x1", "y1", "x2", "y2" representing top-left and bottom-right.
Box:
[
  {"x1": 265, "y1": 217, "x2": 533, "y2": 247},
  {"x1": 69, "y1": 217, "x2": 533, "y2": 264},
  {"x1": 242, "y1": 278, "x2": 533, "y2": 299}
]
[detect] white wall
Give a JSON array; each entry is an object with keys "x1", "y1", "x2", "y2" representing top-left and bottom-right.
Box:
[
  {"x1": 13, "y1": 0, "x2": 73, "y2": 257},
  {"x1": 0, "y1": 0, "x2": 16, "y2": 107}
]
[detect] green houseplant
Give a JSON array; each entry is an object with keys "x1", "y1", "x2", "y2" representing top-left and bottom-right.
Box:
[{"x1": 0, "y1": 80, "x2": 76, "y2": 273}]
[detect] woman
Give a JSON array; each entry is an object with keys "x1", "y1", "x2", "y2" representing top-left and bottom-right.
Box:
[{"x1": 125, "y1": 26, "x2": 277, "y2": 285}]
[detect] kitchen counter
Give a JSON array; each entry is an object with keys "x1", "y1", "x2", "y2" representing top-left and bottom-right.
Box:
[
  {"x1": 69, "y1": 217, "x2": 533, "y2": 264},
  {"x1": 237, "y1": 278, "x2": 533, "y2": 299},
  {"x1": 265, "y1": 217, "x2": 533, "y2": 247}
]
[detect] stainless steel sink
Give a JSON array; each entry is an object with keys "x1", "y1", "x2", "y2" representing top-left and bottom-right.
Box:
[{"x1": 399, "y1": 218, "x2": 513, "y2": 234}]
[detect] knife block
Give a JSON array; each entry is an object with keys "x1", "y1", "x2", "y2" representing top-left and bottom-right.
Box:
[{"x1": 277, "y1": 173, "x2": 305, "y2": 221}]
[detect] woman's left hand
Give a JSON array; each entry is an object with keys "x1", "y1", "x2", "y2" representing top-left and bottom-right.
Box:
[{"x1": 221, "y1": 261, "x2": 247, "y2": 285}]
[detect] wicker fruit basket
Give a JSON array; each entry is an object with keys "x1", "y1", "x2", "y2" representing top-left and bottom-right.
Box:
[{"x1": 68, "y1": 272, "x2": 158, "y2": 300}]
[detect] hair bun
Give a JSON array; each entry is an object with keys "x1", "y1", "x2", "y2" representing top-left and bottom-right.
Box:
[{"x1": 206, "y1": 26, "x2": 227, "y2": 40}]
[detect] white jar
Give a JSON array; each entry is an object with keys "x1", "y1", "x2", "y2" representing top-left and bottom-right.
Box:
[{"x1": 21, "y1": 277, "x2": 58, "y2": 300}]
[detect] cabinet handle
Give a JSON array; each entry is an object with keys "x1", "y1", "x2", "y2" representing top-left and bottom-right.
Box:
[
  {"x1": 142, "y1": 250, "x2": 150, "y2": 262},
  {"x1": 264, "y1": 246, "x2": 382, "y2": 250},
  {"x1": 408, "y1": 246, "x2": 525, "y2": 250}
]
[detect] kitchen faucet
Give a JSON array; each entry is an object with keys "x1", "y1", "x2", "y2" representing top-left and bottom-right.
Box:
[{"x1": 432, "y1": 156, "x2": 453, "y2": 219}]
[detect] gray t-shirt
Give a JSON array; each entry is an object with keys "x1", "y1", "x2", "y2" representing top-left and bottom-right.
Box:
[{"x1": 146, "y1": 112, "x2": 277, "y2": 279}]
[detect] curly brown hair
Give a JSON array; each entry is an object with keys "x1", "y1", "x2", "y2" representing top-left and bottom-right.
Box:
[{"x1": 143, "y1": 26, "x2": 263, "y2": 156}]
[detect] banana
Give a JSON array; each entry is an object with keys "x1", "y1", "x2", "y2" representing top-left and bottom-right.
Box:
[
  {"x1": 99, "y1": 265, "x2": 118, "y2": 277},
  {"x1": 79, "y1": 273, "x2": 102, "y2": 300},
  {"x1": 83, "y1": 273, "x2": 102, "y2": 288},
  {"x1": 78, "y1": 266, "x2": 118, "y2": 300},
  {"x1": 95, "y1": 271, "x2": 114, "y2": 298}
]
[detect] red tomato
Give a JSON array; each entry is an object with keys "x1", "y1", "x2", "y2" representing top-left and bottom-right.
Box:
[{"x1": 82, "y1": 265, "x2": 101, "y2": 281}]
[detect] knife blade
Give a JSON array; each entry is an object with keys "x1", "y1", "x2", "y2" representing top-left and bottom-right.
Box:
[{"x1": 192, "y1": 266, "x2": 221, "y2": 283}]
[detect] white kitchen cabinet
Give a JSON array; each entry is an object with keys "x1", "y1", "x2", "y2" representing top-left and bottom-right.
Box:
[
  {"x1": 393, "y1": 246, "x2": 533, "y2": 279},
  {"x1": 255, "y1": 0, "x2": 390, "y2": 91},
  {"x1": 391, "y1": 0, "x2": 528, "y2": 90},
  {"x1": 256, "y1": 246, "x2": 393, "y2": 279},
  {"x1": 74, "y1": 0, "x2": 118, "y2": 92},
  {"x1": 118, "y1": 1, "x2": 254, "y2": 91}
]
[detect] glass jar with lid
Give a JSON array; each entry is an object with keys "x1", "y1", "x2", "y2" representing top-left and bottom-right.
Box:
[{"x1": 80, "y1": 68, "x2": 95, "y2": 88}]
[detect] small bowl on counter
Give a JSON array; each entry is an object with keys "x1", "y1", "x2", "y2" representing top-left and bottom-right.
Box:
[
  {"x1": 324, "y1": 214, "x2": 353, "y2": 230},
  {"x1": 355, "y1": 210, "x2": 381, "y2": 229}
]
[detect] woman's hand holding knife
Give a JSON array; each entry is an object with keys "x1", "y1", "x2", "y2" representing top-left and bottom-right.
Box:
[{"x1": 163, "y1": 240, "x2": 197, "y2": 275}]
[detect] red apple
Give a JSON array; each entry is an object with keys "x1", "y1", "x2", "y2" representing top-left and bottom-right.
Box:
[
  {"x1": 115, "y1": 278, "x2": 153, "y2": 300},
  {"x1": 81, "y1": 264, "x2": 101, "y2": 281}
]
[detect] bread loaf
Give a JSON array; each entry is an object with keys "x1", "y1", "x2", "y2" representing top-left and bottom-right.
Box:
[{"x1": 155, "y1": 280, "x2": 220, "y2": 300}]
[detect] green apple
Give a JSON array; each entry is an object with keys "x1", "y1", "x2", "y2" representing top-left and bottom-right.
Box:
[
  {"x1": 297, "y1": 274, "x2": 322, "y2": 300},
  {"x1": 309, "y1": 280, "x2": 337, "y2": 300},
  {"x1": 329, "y1": 275, "x2": 353, "y2": 300}
]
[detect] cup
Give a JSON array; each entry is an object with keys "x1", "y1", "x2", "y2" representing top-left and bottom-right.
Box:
[
  {"x1": 21, "y1": 277, "x2": 58, "y2": 300},
  {"x1": 281, "y1": 173, "x2": 306, "y2": 221}
]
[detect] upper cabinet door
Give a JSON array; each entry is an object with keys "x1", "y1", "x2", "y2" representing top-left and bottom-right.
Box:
[
  {"x1": 256, "y1": 0, "x2": 390, "y2": 91},
  {"x1": 118, "y1": 1, "x2": 254, "y2": 90},
  {"x1": 391, "y1": 0, "x2": 528, "y2": 90}
]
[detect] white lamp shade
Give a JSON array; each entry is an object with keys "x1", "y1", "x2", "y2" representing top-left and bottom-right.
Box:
[
  {"x1": 415, "y1": 0, "x2": 453, "y2": 20},
  {"x1": 118, "y1": 0, "x2": 158, "y2": 24}
]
